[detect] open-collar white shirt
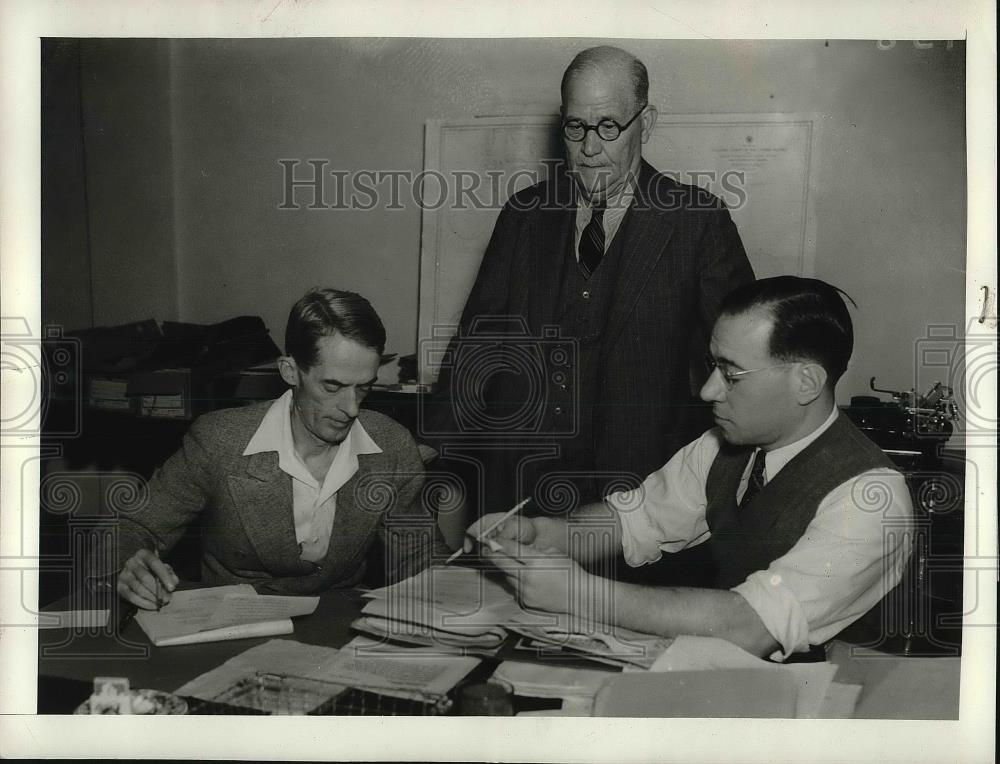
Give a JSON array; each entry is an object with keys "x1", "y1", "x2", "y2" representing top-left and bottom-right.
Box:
[{"x1": 243, "y1": 390, "x2": 382, "y2": 563}]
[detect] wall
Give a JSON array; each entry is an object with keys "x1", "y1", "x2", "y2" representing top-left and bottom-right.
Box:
[
  {"x1": 48, "y1": 38, "x2": 966, "y2": 405},
  {"x1": 79, "y1": 39, "x2": 179, "y2": 327},
  {"x1": 41, "y1": 39, "x2": 92, "y2": 331}
]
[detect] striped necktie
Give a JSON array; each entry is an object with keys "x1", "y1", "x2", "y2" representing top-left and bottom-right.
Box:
[
  {"x1": 578, "y1": 202, "x2": 606, "y2": 278},
  {"x1": 739, "y1": 449, "x2": 767, "y2": 508}
]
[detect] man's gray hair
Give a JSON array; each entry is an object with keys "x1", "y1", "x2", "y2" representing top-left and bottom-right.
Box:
[{"x1": 561, "y1": 46, "x2": 649, "y2": 111}]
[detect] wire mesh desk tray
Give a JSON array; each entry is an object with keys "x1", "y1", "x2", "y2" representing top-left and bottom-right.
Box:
[{"x1": 197, "y1": 672, "x2": 454, "y2": 716}]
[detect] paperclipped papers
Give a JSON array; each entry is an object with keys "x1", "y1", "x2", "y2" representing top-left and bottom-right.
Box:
[{"x1": 135, "y1": 585, "x2": 319, "y2": 646}]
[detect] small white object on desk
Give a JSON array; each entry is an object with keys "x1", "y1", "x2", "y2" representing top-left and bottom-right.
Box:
[
  {"x1": 38, "y1": 610, "x2": 109, "y2": 629},
  {"x1": 89, "y1": 677, "x2": 132, "y2": 715}
]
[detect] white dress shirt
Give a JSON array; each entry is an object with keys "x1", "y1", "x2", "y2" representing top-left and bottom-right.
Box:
[
  {"x1": 242, "y1": 390, "x2": 382, "y2": 563},
  {"x1": 606, "y1": 408, "x2": 913, "y2": 660}
]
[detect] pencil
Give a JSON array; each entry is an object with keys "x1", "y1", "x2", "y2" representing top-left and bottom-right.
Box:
[{"x1": 445, "y1": 497, "x2": 532, "y2": 565}]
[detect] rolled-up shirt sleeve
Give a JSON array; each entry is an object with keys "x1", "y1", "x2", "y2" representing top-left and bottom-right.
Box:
[
  {"x1": 732, "y1": 468, "x2": 913, "y2": 660},
  {"x1": 605, "y1": 430, "x2": 722, "y2": 566}
]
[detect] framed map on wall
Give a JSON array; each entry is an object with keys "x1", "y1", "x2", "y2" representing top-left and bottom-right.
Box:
[{"x1": 418, "y1": 113, "x2": 820, "y2": 384}]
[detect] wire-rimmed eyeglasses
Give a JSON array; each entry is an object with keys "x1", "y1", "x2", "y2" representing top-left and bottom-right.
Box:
[
  {"x1": 562, "y1": 104, "x2": 647, "y2": 142},
  {"x1": 704, "y1": 354, "x2": 796, "y2": 389}
]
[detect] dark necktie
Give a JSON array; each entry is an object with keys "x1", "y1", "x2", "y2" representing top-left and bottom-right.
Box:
[
  {"x1": 578, "y1": 203, "x2": 606, "y2": 278},
  {"x1": 739, "y1": 449, "x2": 767, "y2": 508}
]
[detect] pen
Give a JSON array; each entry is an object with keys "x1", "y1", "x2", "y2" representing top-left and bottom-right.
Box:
[
  {"x1": 446, "y1": 497, "x2": 532, "y2": 564},
  {"x1": 154, "y1": 548, "x2": 163, "y2": 611},
  {"x1": 145, "y1": 537, "x2": 164, "y2": 611}
]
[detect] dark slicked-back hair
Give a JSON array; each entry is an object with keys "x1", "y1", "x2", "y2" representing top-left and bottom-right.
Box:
[
  {"x1": 285, "y1": 288, "x2": 386, "y2": 370},
  {"x1": 718, "y1": 276, "x2": 857, "y2": 387},
  {"x1": 561, "y1": 46, "x2": 649, "y2": 111}
]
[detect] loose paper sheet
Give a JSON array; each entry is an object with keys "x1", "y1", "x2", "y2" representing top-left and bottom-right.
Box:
[{"x1": 650, "y1": 635, "x2": 838, "y2": 718}]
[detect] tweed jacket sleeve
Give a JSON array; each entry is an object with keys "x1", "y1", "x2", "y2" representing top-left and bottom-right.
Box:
[
  {"x1": 86, "y1": 411, "x2": 233, "y2": 578},
  {"x1": 361, "y1": 411, "x2": 451, "y2": 586}
]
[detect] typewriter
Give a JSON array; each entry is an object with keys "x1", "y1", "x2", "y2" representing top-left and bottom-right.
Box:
[{"x1": 843, "y1": 377, "x2": 959, "y2": 469}]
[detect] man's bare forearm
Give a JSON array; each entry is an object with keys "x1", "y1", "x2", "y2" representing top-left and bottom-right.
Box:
[
  {"x1": 569, "y1": 575, "x2": 779, "y2": 657},
  {"x1": 530, "y1": 500, "x2": 623, "y2": 563}
]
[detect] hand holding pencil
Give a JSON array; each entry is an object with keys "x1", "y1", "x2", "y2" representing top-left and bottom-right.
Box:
[
  {"x1": 115, "y1": 539, "x2": 179, "y2": 611},
  {"x1": 449, "y1": 498, "x2": 534, "y2": 564}
]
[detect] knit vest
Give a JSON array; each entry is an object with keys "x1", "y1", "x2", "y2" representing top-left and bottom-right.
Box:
[{"x1": 704, "y1": 413, "x2": 897, "y2": 590}]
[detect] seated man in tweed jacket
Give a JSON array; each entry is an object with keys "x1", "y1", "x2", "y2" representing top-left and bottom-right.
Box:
[
  {"x1": 110, "y1": 288, "x2": 447, "y2": 609},
  {"x1": 465, "y1": 277, "x2": 913, "y2": 661}
]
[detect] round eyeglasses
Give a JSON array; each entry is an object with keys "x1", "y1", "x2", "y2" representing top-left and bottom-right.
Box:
[
  {"x1": 562, "y1": 104, "x2": 647, "y2": 142},
  {"x1": 704, "y1": 354, "x2": 796, "y2": 389}
]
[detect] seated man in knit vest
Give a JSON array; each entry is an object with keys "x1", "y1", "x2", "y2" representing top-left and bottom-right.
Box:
[
  {"x1": 464, "y1": 276, "x2": 912, "y2": 660},
  {"x1": 105, "y1": 288, "x2": 447, "y2": 610}
]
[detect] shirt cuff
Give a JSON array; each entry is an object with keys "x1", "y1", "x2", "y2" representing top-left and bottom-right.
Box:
[
  {"x1": 732, "y1": 571, "x2": 812, "y2": 661},
  {"x1": 605, "y1": 490, "x2": 663, "y2": 567}
]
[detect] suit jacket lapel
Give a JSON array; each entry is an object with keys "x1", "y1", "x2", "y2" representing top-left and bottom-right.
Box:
[
  {"x1": 320, "y1": 451, "x2": 385, "y2": 576},
  {"x1": 227, "y1": 451, "x2": 308, "y2": 576},
  {"x1": 603, "y1": 160, "x2": 678, "y2": 350},
  {"x1": 526, "y1": 177, "x2": 574, "y2": 329}
]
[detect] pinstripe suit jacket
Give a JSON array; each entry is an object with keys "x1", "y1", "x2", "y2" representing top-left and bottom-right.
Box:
[
  {"x1": 433, "y1": 160, "x2": 754, "y2": 510},
  {"x1": 105, "y1": 403, "x2": 444, "y2": 594}
]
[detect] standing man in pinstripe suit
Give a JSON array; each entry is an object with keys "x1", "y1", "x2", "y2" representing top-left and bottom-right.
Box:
[{"x1": 428, "y1": 46, "x2": 754, "y2": 526}]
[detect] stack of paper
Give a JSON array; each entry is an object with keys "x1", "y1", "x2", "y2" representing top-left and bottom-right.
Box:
[
  {"x1": 135, "y1": 585, "x2": 318, "y2": 647},
  {"x1": 353, "y1": 565, "x2": 675, "y2": 668},
  {"x1": 492, "y1": 660, "x2": 614, "y2": 701},
  {"x1": 352, "y1": 566, "x2": 522, "y2": 652},
  {"x1": 508, "y1": 613, "x2": 673, "y2": 670}
]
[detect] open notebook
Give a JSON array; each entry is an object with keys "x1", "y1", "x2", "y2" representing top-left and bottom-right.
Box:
[{"x1": 135, "y1": 585, "x2": 318, "y2": 647}]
